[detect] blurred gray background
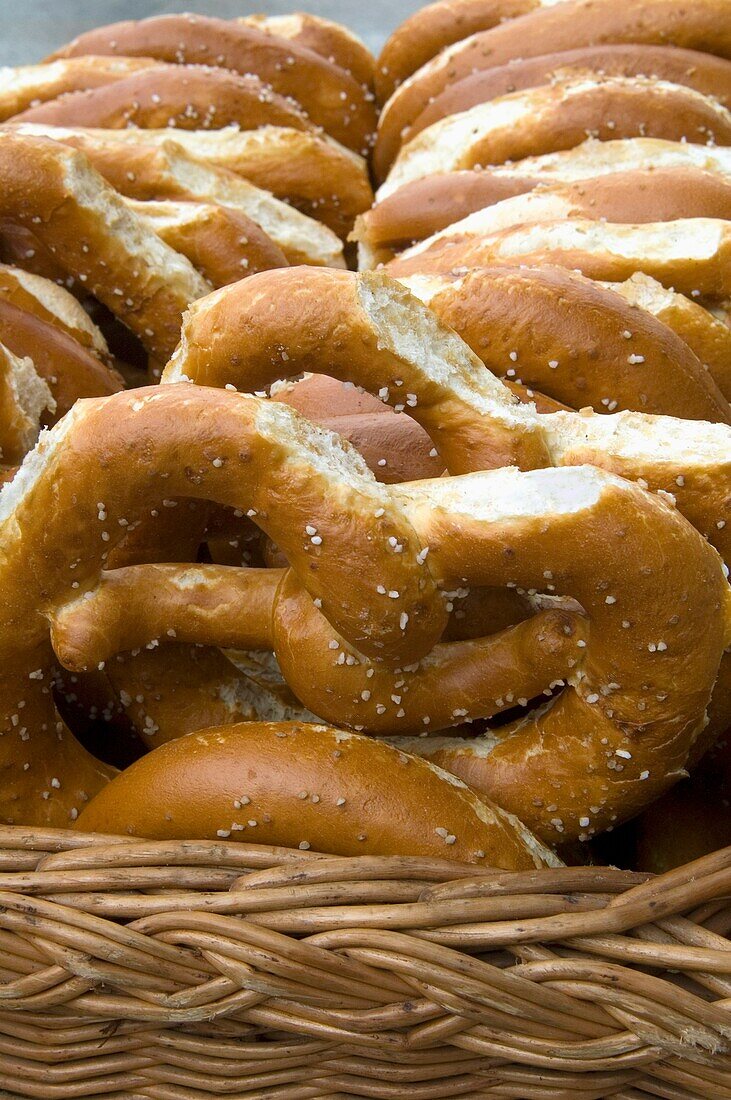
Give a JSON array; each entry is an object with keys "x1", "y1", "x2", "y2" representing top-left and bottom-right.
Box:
[{"x1": 0, "y1": 2, "x2": 424, "y2": 65}]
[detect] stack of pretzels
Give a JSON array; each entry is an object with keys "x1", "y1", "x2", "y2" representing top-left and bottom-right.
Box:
[{"x1": 0, "y1": 3, "x2": 728, "y2": 878}]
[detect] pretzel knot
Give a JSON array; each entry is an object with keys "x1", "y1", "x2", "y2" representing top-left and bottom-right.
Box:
[{"x1": 0, "y1": 386, "x2": 445, "y2": 826}]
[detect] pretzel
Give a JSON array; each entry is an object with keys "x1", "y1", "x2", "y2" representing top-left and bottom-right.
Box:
[
  {"x1": 73, "y1": 721, "x2": 558, "y2": 868},
  {"x1": 395, "y1": 266, "x2": 731, "y2": 422},
  {"x1": 166, "y1": 269, "x2": 731, "y2": 559},
  {"x1": 0, "y1": 341, "x2": 53, "y2": 461},
  {"x1": 0, "y1": 130, "x2": 209, "y2": 363},
  {"x1": 237, "y1": 13, "x2": 375, "y2": 88},
  {"x1": 380, "y1": 77, "x2": 731, "y2": 196},
  {"x1": 165, "y1": 267, "x2": 551, "y2": 475},
  {"x1": 375, "y1": 45, "x2": 731, "y2": 176},
  {"x1": 379, "y1": 0, "x2": 731, "y2": 139},
  {"x1": 0, "y1": 383, "x2": 455, "y2": 825},
  {"x1": 11, "y1": 123, "x2": 374, "y2": 241},
  {"x1": 360, "y1": 167, "x2": 731, "y2": 265},
  {"x1": 487, "y1": 136, "x2": 731, "y2": 186},
  {"x1": 125, "y1": 199, "x2": 288, "y2": 287},
  {"x1": 49, "y1": 13, "x2": 378, "y2": 156},
  {"x1": 52, "y1": 461, "x2": 731, "y2": 844},
  {"x1": 274, "y1": 374, "x2": 444, "y2": 483},
  {"x1": 375, "y1": 0, "x2": 548, "y2": 102},
  {"x1": 605, "y1": 273, "x2": 731, "y2": 402},
  {"x1": 0, "y1": 56, "x2": 159, "y2": 121},
  {"x1": 386, "y1": 217, "x2": 731, "y2": 305},
  {"x1": 0, "y1": 263, "x2": 110, "y2": 360},
  {"x1": 14, "y1": 65, "x2": 317, "y2": 135}
]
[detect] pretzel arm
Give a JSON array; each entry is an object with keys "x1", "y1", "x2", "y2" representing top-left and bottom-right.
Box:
[
  {"x1": 0, "y1": 131, "x2": 210, "y2": 362},
  {"x1": 50, "y1": 564, "x2": 281, "y2": 670},
  {"x1": 165, "y1": 267, "x2": 550, "y2": 474},
  {"x1": 390, "y1": 464, "x2": 731, "y2": 841},
  {"x1": 272, "y1": 571, "x2": 584, "y2": 733}
]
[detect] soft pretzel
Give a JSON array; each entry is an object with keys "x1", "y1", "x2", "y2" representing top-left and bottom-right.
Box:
[
  {"x1": 380, "y1": 77, "x2": 731, "y2": 196},
  {"x1": 13, "y1": 65, "x2": 317, "y2": 134},
  {"x1": 375, "y1": 0, "x2": 549, "y2": 102},
  {"x1": 0, "y1": 383, "x2": 452, "y2": 825},
  {"x1": 487, "y1": 136, "x2": 731, "y2": 186},
  {"x1": 0, "y1": 130, "x2": 209, "y2": 362},
  {"x1": 237, "y1": 13, "x2": 374, "y2": 88},
  {"x1": 164, "y1": 267, "x2": 551, "y2": 475},
  {"x1": 11, "y1": 123, "x2": 374, "y2": 241},
  {"x1": 0, "y1": 263, "x2": 109, "y2": 360},
  {"x1": 375, "y1": 45, "x2": 731, "y2": 176},
  {"x1": 395, "y1": 266, "x2": 731, "y2": 421},
  {"x1": 125, "y1": 199, "x2": 288, "y2": 288},
  {"x1": 362, "y1": 167, "x2": 731, "y2": 266},
  {"x1": 53, "y1": 462, "x2": 731, "y2": 844},
  {"x1": 386, "y1": 217, "x2": 731, "y2": 305},
  {"x1": 0, "y1": 56, "x2": 159, "y2": 121},
  {"x1": 2, "y1": 131, "x2": 343, "y2": 269},
  {"x1": 49, "y1": 13, "x2": 378, "y2": 156},
  {"x1": 380, "y1": 0, "x2": 731, "y2": 136},
  {"x1": 0, "y1": 341, "x2": 53, "y2": 461},
  {"x1": 166, "y1": 269, "x2": 731, "y2": 559},
  {"x1": 0, "y1": 298, "x2": 123, "y2": 420},
  {"x1": 74, "y1": 721, "x2": 558, "y2": 869},
  {"x1": 605, "y1": 273, "x2": 731, "y2": 402}
]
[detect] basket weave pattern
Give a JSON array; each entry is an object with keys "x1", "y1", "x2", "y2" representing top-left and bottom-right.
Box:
[{"x1": 0, "y1": 828, "x2": 730, "y2": 1098}]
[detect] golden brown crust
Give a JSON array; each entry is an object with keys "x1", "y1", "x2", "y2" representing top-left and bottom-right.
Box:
[
  {"x1": 376, "y1": 44, "x2": 731, "y2": 175},
  {"x1": 615, "y1": 278, "x2": 731, "y2": 403},
  {"x1": 75, "y1": 721, "x2": 557, "y2": 869},
  {"x1": 13, "y1": 65, "x2": 316, "y2": 134},
  {"x1": 164, "y1": 267, "x2": 552, "y2": 475},
  {"x1": 0, "y1": 263, "x2": 110, "y2": 359},
  {"x1": 386, "y1": 217, "x2": 731, "y2": 304},
  {"x1": 49, "y1": 13, "x2": 377, "y2": 155},
  {"x1": 0, "y1": 56, "x2": 159, "y2": 121},
  {"x1": 127, "y1": 199, "x2": 288, "y2": 286},
  {"x1": 13, "y1": 122, "x2": 373, "y2": 241},
  {"x1": 0, "y1": 130, "x2": 210, "y2": 362},
  {"x1": 398, "y1": 265, "x2": 731, "y2": 421},
  {"x1": 375, "y1": 0, "x2": 542, "y2": 102},
  {"x1": 360, "y1": 167, "x2": 731, "y2": 257},
  {"x1": 275, "y1": 374, "x2": 444, "y2": 483},
  {"x1": 0, "y1": 341, "x2": 53, "y2": 461},
  {"x1": 0, "y1": 299, "x2": 123, "y2": 419},
  {"x1": 390, "y1": 466, "x2": 731, "y2": 842},
  {"x1": 381, "y1": 0, "x2": 731, "y2": 142},
  {"x1": 382, "y1": 77, "x2": 731, "y2": 195},
  {"x1": 237, "y1": 13, "x2": 375, "y2": 88},
  {"x1": 0, "y1": 384, "x2": 446, "y2": 824}
]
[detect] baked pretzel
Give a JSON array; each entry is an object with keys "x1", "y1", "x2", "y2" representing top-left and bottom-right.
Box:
[
  {"x1": 0, "y1": 130, "x2": 209, "y2": 363},
  {"x1": 0, "y1": 57, "x2": 159, "y2": 121},
  {"x1": 486, "y1": 136, "x2": 731, "y2": 186},
  {"x1": 49, "y1": 13, "x2": 378, "y2": 156},
  {"x1": 375, "y1": 45, "x2": 731, "y2": 175},
  {"x1": 380, "y1": 77, "x2": 731, "y2": 195},
  {"x1": 361, "y1": 167, "x2": 731, "y2": 266},
  {"x1": 237, "y1": 13, "x2": 375, "y2": 88},
  {"x1": 13, "y1": 65, "x2": 318, "y2": 134},
  {"x1": 125, "y1": 199, "x2": 288, "y2": 287},
  {"x1": 0, "y1": 383, "x2": 451, "y2": 825},
  {"x1": 395, "y1": 266, "x2": 731, "y2": 421},
  {"x1": 0, "y1": 340, "x2": 53, "y2": 461},
  {"x1": 74, "y1": 721, "x2": 558, "y2": 869},
  {"x1": 51, "y1": 460, "x2": 731, "y2": 844},
  {"x1": 0, "y1": 263, "x2": 109, "y2": 359},
  {"x1": 379, "y1": 0, "x2": 731, "y2": 139},
  {"x1": 386, "y1": 217, "x2": 731, "y2": 305},
  {"x1": 12, "y1": 122, "x2": 374, "y2": 241},
  {"x1": 375, "y1": 0, "x2": 549, "y2": 102}
]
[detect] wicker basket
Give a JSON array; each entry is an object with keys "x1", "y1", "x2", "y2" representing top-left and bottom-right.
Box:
[{"x1": 0, "y1": 828, "x2": 730, "y2": 1098}]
